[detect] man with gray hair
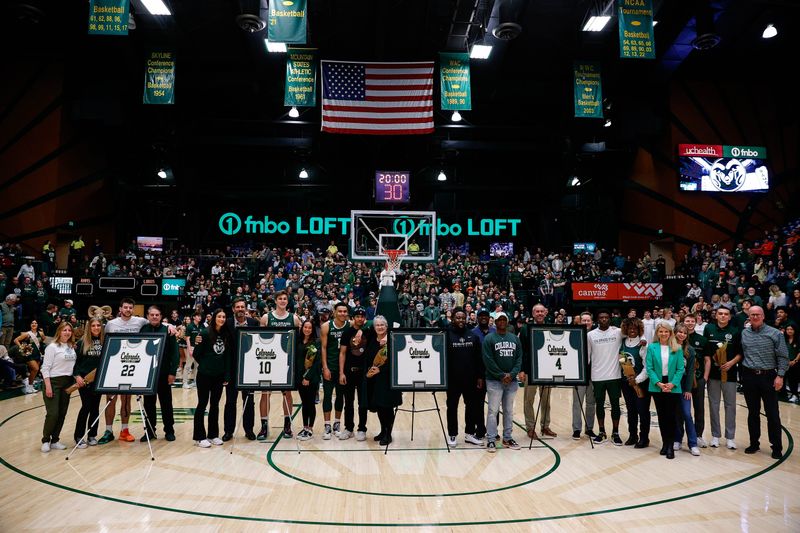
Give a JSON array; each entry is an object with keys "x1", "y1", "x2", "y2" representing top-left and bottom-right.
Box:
[{"x1": 1, "y1": 295, "x2": 17, "y2": 348}]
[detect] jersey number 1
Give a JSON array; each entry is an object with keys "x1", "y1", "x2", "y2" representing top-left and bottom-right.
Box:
[{"x1": 417, "y1": 361, "x2": 422, "y2": 373}]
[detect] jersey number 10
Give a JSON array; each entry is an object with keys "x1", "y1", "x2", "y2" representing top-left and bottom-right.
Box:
[{"x1": 259, "y1": 361, "x2": 272, "y2": 374}]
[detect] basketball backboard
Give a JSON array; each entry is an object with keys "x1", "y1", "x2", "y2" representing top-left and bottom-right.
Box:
[{"x1": 350, "y1": 210, "x2": 437, "y2": 262}]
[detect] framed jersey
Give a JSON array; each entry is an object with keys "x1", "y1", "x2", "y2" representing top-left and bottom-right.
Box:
[
  {"x1": 528, "y1": 325, "x2": 589, "y2": 386},
  {"x1": 95, "y1": 333, "x2": 167, "y2": 395},
  {"x1": 236, "y1": 328, "x2": 295, "y2": 390},
  {"x1": 390, "y1": 329, "x2": 447, "y2": 391}
]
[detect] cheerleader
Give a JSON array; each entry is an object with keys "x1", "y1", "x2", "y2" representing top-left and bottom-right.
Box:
[{"x1": 14, "y1": 319, "x2": 46, "y2": 394}]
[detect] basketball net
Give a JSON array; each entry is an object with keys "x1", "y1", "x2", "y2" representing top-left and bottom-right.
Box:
[{"x1": 385, "y1": 249, "x2": 406, "y2": 273}]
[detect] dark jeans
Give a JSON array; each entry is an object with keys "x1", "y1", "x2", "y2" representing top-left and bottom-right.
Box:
[
  {"x1": 741, "y1": 368, "x2": 783, "y2": 453},
  {"x1": 143, "y1": 374, "x2": 174, "y2": 437},
  {"x1": 224, "y1": 383, "x2": 254, "y2": 435},
  {"x1": 621, "y1": 378, "x2": 651, "y2": 440},
  {"x1": 194, "y1": 373, "x2": 224, "y2": 440},
  {"x1": 446, "y1": 379, "x2": 484, "y2": 437},
  {"x1": 377, "y1": 407, "x2": 396, "y2": 436},
  {"x1": 343, "y1": 368, "x2": 367, "y2": 432},
  {"x1": 298, "y1": 383, "x2": 317, "y2": 428},
  {"x1": 652, "y1": 389, "x2": 679, "y2": 448},
  {"x1": 74, "y1": 385, "x2": 102, "y2": 441}
]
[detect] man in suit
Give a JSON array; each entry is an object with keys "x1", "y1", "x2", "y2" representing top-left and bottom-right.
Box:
[
  {"x1": 139, "y1": 305, "x2": 179, "y2": 442},
  {"x1": 223, "y1": 297, "x2": 259, "y2": 441}
]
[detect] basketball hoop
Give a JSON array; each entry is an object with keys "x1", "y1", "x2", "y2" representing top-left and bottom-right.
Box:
[{"x1": 385, "y1": 249, "x2": 406, "y2": 272}]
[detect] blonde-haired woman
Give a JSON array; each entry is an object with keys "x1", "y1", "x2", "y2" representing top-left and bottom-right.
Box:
[
  {"x1": 645, "y1": 321, "x2": 685, "y2": 459},
  {"x1": 40, "y1": 322, "x2": 77, "y2": 452},
  {"x1": 72, "y1": 318, "x2": 104, "y2": 447}
]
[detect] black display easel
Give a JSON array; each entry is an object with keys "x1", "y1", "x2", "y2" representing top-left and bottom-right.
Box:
[
  {"x1": 389, "y1": 390, "x2": 450, "y2": 454},
  {"x1": 526, "y1": 385, "x2": 594, "y2": 450}
]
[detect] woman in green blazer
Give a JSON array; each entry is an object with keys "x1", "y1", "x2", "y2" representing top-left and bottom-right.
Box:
[{"x1": 646, "y1": 321, "x2": 685, "y2": 459}]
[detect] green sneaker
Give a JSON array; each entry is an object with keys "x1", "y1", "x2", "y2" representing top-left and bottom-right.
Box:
[{"x1": 97, "y1": 430, "x2": 115, "y2": 445}]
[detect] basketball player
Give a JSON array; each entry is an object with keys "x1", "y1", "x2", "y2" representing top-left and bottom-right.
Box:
[
  {"x1": 703, "y1": 306, "x2": 742, "y2": 449},
  {"x1": 571, "y1": 312, "x2": 596, "y2": 440},
  {"x1": 338, "y1": 307, "x2": 372, "y2": 441},
  {"x1": 139, "y1": 305, "x2": 179, "y2": 441},
  {"x1": 519, "y1": 304, "x2": 556, "y2": 440},
  {"x1": 223, "y1": 297, "x2": 259, "y2": 441},
  {"x1": 320, "y1": 302, "x2": 350, "y2": 439},
  {"x1": 258, "y1": 291, "x2": 301, "y2": 440}
]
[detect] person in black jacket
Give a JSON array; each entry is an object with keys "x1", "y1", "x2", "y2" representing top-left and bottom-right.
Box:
[
  {"x1": 222, "y1": 297, "x2": 259, "y2": 441},
  {"x1": 139, "y1": 305, "x2": 179, "y2": 442},
  {"x1": 446, "y1": 307, "x2": 485, "y2": 447},
  {"x1": 193, "y1": 308, "x2": 232, "y2": 448}
]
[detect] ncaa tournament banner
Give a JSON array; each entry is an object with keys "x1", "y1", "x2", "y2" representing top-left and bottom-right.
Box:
[
  {"x1": 88, "y1": 0, "x2": 128, "y2": 35},
  {"x1": 284, "y1": 48, "x2": 317, "y2": 107},
  {"x1": 268, "y1": 0, "x2": 307, "y2": 44},
  {"x1": 573, "y1": 62, "x2": 602, "y2": 118},
  {"x1": 143, "y1": 51, "x2": 175, "y2": 105},
  {"x1": 572, "y1": 283, "x2": 663, "y2": 301},
  {"x1": 439, "y1": 52, "x2": 472, "y2": 111},
  {"x1": 617, "y1": 0, "x2": 655, "y2": 59}
]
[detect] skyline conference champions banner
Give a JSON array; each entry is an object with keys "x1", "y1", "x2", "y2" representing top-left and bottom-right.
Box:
[
  {"x1": 88, "y1": 0, "x2": 129, "y2": 35},
  {"x1": 573, "y1": 61, "x2": 602, "y2": 118},
  {"x1": 143, "y1": 51, "x2": 176, "y2": 105},
  {"x1": 268, "y1": 0, "x2": 307, "y2": 44},
  {"x1": 285, "y1": 49, "x2": 317, "y2": 107},
  {"x1": 618, "y1": 0, "x2": 655, "y2": 59},
  {"x1": 439, "y1": 52, "x2": 472, "y2": 111}
]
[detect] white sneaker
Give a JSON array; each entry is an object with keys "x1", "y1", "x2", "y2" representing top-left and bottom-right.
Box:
[
  {"x1": 210, "y1": 437, "x2": 224, "y2": 446},
  {"x1": 323, "y1": 425, "x2": 332, "y2": 440},
  {"x1": 447, "y1": 435, "x2": 457, "y2": 447},
  {"x1": 673, "y1": 442, "x2": 681, "y2": 451},
  {"x1": 690, "y1": 447, "x2": 701, "y2": 456},
  {"x1": 88, "y1": 437, "x2": 98, "y2": 446},
  {"x1": 182, "y1": 384, "x2": 190, "y2": 389},
  {"x1": 464, "y1": 434, "x2": 484, "y2": 446},
  {"x1": 333, "y1": 421, "x2": 341, "y2": 437},
  {"x1": 697, "y1": 437, "x2": 707, "y2": 448},
  {"x1": 338, "y1": 429, "x2": 353, "y2": 440},
  {"x1": 789, "y1": 395, "x2": 799, "y2": 404},
  {"x1": 50, "y1": 442, "x2": 66, "y2": 450},
  {"x1": 726, "y1": 440, "x2": 737, "y2": 450},
  {"x1": 76, "y1": 440, "x2": 88, "y2": 449},
  {"x1": 355, "y1": 431, "x2": 366, "y2": 441},
  {"x1": 40, "y1": 442, "x2": 50, "y2": 453},
  {"x1": 24, "y1": 385, "x2": 36, "y2": 394},
  {"x1": 196, "y1": 439, "x2": 212, "y2": 448},
  {"x1": 710, "y1": 437, "x2": 720, "y2": 448}
]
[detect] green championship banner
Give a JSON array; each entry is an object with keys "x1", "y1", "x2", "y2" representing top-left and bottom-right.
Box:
[
  {"x1": 143, "y1": 51, "x2": 176, "y2": 105},
  {"x1": 268, "y1": 0, "x2": 307, "y2": 44},
  {"x1": 573, "y1": 62, "x2": 602, "y2": 118},
  {"x1": 618, "y1": 0, "x2": 655, "y2": 59},
  {"x1": 88, "y1": 0, "x2": 128, "y2": 35},
  {"x1": 439, "y1": 52, "x2": 472, "y2": 111},
  {"x1": 284, "y1": 49, "x2": 317, "y2": 107}
]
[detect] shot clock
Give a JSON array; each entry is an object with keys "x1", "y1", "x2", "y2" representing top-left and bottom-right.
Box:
[{"x1": 375, "y1": 171, "x2": 410, "y2": 204}]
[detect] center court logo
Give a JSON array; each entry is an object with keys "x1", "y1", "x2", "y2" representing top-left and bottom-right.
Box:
[{"x1": 219, "y1": 213, "x2": 242, "y2": 235}]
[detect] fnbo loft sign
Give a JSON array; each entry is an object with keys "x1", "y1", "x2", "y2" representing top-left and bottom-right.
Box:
[{"x1": 218, "y1": 213, "x2": 521, "y2": 237}]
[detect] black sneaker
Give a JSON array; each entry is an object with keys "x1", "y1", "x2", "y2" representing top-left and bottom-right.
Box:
[
  {"x1": 257, "y1": 423, "x2": 268, "y2": 441},
  {"x1": 771, "y1": 449, "x2": 782, "y2": 459},
  {"x1": 502, "y1": 438, "x2": 521, "y2": 450},
  {"x1": 487, "y1": 441, "x2": 497, "y2": 453},
  {"x1": 624, "y1": 435, "x2": 638, "y2": 446},
  {"x1": 373, "y1": 431, "x2": 385, "y2": 442},
  {"x1": 744, "y1": 444, "x2": 760, "y2": 454},
  {"x1": 283, "y1": 426, "x2": 293, "y2": 438},
  {"x1": 585, "y1": 430, "x2": 597, "y2": 439},
  {"x1": 593, "y1": 432, "x2": 607, "y2": 444},
  {"x1": 222, "y1": 433, "x2": 233, "y2": 442},
  {"x1": 572, "y1": 430, "x2": 581, "y2": 440},
  {"x1": 611, "y1": 432, "x2": 623, "y2": 446}
]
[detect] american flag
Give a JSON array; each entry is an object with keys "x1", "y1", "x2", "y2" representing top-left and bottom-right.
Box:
[{"x1": 321, "y1": 60, "x2": 434, "y2": 135}]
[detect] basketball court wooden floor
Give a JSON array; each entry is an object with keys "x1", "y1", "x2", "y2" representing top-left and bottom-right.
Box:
[{"x1": 1, "y1": 387, "x2": 798, "y2": 531}]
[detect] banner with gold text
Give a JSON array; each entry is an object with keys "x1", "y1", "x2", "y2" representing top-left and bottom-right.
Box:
[
  {"x1": 618, "y1": 0, "x2": 655, "y2": 59},
  {"x1": 439, "y1": 52, "x2": 472, "y2": 111},
  {"x1": 268, "y1": 0, "x2": 307, "y2": 44},
  {"x1": 88, "y1": 0, "x2": 128, "y2": 35},
  {"x1": 143, "y1": 51, "x2": 175, "y2": 105},
  {"x1": 284, "y1": 49, "x2": 317, "y2": 107},
  {"x1": 573, "y1": 62, "x2": 602, "y2": 118}
]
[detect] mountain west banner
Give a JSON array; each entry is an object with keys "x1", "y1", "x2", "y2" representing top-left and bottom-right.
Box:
[
  {"x1": 285, "y1": 49, "x2": 317, "y2": 107},
  {"x1": 573, "y1": 61, "x2": 602, "y2": 118},
  {"x1": 439, "y1": 52, "x2": 471, "y2": 111},
  {"x1": 268, "y1": 0, "x2": 307, "y2": 44},
  {"x1": 618, "y1": 0, "x2": 655, "y2": 59},
  {"x1": 143, "y1": 51, "x2": 175, "y2": 105},
  {"x1": 88, "y1": 0, "x2": 128, "y2": 35}
]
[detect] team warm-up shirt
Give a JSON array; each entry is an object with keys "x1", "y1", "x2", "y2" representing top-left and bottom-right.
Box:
[
  {"x1": 587, "y1": 326, "x2": 623, "y2": 382},
  {"x1": 106, "y1": 316, "x2": 148, "y2": 334},
  {"x1": 242, "y1": 333, "x2": 291, "y2": 386},
  {"x1": 394, "y1": 334, "x2": 443, "y2": 386}
]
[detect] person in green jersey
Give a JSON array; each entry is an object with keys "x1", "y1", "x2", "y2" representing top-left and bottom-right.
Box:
[
  {"x1": 319, "y1": 302, "x2": 350, "y2": 440},
  {"x1": 702, "y1": 306, "x2": 742, "y2": 450}
]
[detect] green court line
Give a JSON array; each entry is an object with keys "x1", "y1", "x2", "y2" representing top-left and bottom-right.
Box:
[
  {"x1": 0, "y1": 402, "x2": 793, "y2": 527},
  {"x1": 272, "y1": 446, "x2": 548, "y2": 453},
  {"x1": 264, "y1": 405, "x2": 561, "y2": 497}
]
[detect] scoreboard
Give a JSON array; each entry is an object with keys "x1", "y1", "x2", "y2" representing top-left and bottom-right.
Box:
[{"x1": 375, "y1": 171, "x2": 410, "y2": 204}]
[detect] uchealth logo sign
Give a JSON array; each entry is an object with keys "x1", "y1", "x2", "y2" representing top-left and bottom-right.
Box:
[
  {"x1": 217, "y1": 213, "x2": 522, "y2": 237},
  {"x1": 572, "y1": 282, "x2": 663, "y2": 301}
]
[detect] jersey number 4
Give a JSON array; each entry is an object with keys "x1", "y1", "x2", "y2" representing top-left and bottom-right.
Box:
[{"x1": 554, "y1": 358, "x2": 562, "y2": 370}]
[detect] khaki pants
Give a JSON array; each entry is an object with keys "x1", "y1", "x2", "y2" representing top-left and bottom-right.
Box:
[
  {"x1": 42, "y1": 375, "x2": 73, "y2": 443},
  {"x1": 523, "y1": 380, "x2": 552, "y2": 431}
]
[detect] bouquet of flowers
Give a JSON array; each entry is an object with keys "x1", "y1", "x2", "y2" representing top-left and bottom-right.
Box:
[
  {"x1": 302, "y1": 344, "x2": 318, "y2": 379},
  {"x1": 714, "y1": 342, "x2": 728, "y2": 382},
  {"x1": 367, "y1": 344, "x2": 388, "y2": 378},
  {"x1": 619, "y1": 354, "x2": 644, "y2": 398}
]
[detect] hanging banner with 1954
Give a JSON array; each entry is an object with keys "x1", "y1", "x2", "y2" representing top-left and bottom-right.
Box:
[
  {"x1": 95, "y1": 333, "x2": 166, "y2": 394},
  {"x1": 237, "y1": 329, "x2": 295, "y2": 390},
  {"x1": 390, "y1": 329, "x2": 447, "y2": 391}
]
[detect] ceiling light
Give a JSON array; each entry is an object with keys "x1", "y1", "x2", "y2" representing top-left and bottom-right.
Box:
[
  {"x1": 470, "y1": 44, "x2": 493, "y2": 59},
  {"x1": 265, "y1": 39, "x2": 287, "y2": 53},
  {"x1": 604, "y1": 118, "x2": 612, "y2": 127},
  {"x1": 141, "y1": 0, "x2": 171, "y2": 16},
  {"x1": 451, "y1": 111, "x2": 462, "y2": 122},
  {"x1": 570, "y1": 176, "x2": 581, "y2": 187},
  {"x1": 583, "y1": 16, "x2": 611, "y2": 32},
  {"x1": 299, "y1": 168, "x2": 309, "y2": 179},
  {"x1": 437, "y1": 170, "x2": 447, "y2": 182},
  {"x1": 652, "y1": 20, "x2": 658, "y2": 27},
  {"x1": 157, "y1": 168, "x2": 167, "y2": 179},
  {"x1": 762, "y1": 24, "x2": 777, "y2": 39},
  {"x1": 288, "y1": 106, "x2": 300, "y2": 118}
]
